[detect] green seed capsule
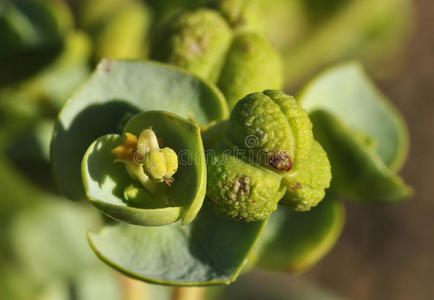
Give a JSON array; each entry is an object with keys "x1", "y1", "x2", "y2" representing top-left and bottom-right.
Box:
[
  {"x1": 205, "y1": 90, "x2": 331, "y2": 220},
  {"x1": 207, "y1": 150, "x2": 286, "y2": 221},
  {"x1": 217, "y1": 32, "x2": 282, "y2": 109},
  {"x1": 156, "y1": 9, "x2": 232, "y2": 83}
]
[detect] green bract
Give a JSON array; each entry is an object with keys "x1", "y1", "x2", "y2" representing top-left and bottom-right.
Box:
[
  {"x1": 51, "y1": 60, "x2": 228, "y2": 200},
  {"x1": 299, "y1": 62, "x2": 410, "y2": 202},
  {"x1": 82, "y1": 111, "x2": 206, "y2": 226},
  {"x1": 206, "y1": 90, "x2": 332, "y2": 221},
  {"x1": 257, "y1": 194, "x2": 345, "y2": 272},
  {"x1": 88, "y1": 203, "x2": 266, "y2": 286}
]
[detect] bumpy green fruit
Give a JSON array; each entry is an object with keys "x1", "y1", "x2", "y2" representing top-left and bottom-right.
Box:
[
  {"x1": 227, "y1": 90, "x2": 313, "y2": 169},
  {"x1": 206, "y1": 90, "x2": 331, "y2": 220},
  {"x1": 207, "y1": 150, "x2": 285, "y2": 221},
  {"x1": 218, "y1": 32, "x2": 282, "y2": 108},
  {"x1": 156, "y1": 9, "x2": 232, "y2": 83},
  {"x1": 155, "y1": 7, "x2": 282, "y2": 109},
  {"x1": 280, "y1": 141, "x2": 332, "y2": 211}
]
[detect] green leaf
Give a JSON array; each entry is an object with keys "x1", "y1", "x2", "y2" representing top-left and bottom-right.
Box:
[
  {"x1": 0, "y1": 133, "x2": 44, "y2": 218},
  {"x1": 82, "y1": 111, "x2": 207, "y2": 226},
  {"x1": 256, "y1": 194, "x2": 345, "y2": 272},
  {"x1": 299, "y1": 63, "x2": 410, "y2": 203},
  {"x1": 0, "y1": 0, "x2": 64, "y2": 85},
  {"x1": 300, "y1": 62, "x2": 409, "y2": 171},
  {"x1": 309, "y1": 110, "x2": 410, "y2": 203},
  {"x1": 6, "y1": 119, "x2": 54, "y2": 163},
  {"x1": 23, "y1": 31, "x2": 92, "y2": 109},
  {"x1": 282, "y1": 0, "x2": 412, "y2": 88},
  {"x1": 9, "y1": 198, "x2": 103, "y2": 283},
  {"x1": 4, "y1": 198, "x2": 124, "y2": 300},
  {"x1": 88, "y1": 203, "x2": 266, "y2": 286},
  {"x1": 51, "y1": 60, "x2": 228, "y2": 200}
]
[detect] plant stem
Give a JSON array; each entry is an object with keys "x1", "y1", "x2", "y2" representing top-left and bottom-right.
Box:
[{"x1": 172, "y1": 287, "x2": 206, "y2": 300}]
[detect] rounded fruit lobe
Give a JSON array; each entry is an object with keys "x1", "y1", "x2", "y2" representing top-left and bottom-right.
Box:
[
  {"x1": 280, "y1": 141, "x2": 332, "y2": 211},
  {"x1": 207, "y1": 150, "x2": 285, "y2": 221},
  {"x1": 218, "y1": 33, "x2": 282, "y2": 108},
  {"x1": 155, "y1": 9, "x2": 232, "y2": 83}
]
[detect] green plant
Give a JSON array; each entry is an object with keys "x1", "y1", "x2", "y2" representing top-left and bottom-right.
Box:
[
  {"x1": 49, "y1": 57, "x2": 409, "y2": 285},
  {"x1": 0, "y1": 0, "x2": 413, "y2": 297}
]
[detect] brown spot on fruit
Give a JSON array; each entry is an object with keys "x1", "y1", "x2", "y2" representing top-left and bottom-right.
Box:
[
  {"x1": 268, "y1": 151, "x2": 292, "y2": 172},
  {"x1": 291, "y1": 182, "x2": 302, "y2": 192}
]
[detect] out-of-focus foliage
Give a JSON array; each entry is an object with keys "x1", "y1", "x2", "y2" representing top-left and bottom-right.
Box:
[
  {"x1": 300, "y1": 62, "x2": 410, "y2": 202},
  {"x1": 78, "y1": 0, "x2": 152, "y2": 62}
]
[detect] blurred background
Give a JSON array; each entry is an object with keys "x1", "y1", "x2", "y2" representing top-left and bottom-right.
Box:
[{"x1": 0, "y1": 0, "x2": 433, "y2": 299}]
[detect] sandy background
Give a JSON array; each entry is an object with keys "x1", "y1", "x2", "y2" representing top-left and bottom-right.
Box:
[{"x1": 303, "y1": 0, "x2": 434, "y2": 298}]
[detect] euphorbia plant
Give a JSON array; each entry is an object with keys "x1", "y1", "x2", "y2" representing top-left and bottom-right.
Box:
[
  {"x1": 51, "y1": 57, "x2": 409, "y2": 285},
  {"x1": 0, "y1": 0, "x2": 413, "y2": 297}
]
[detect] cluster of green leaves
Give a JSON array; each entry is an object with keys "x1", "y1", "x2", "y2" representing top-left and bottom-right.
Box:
[{"x1": 50, "y1": 59, "x2": 409, "y2": 285}]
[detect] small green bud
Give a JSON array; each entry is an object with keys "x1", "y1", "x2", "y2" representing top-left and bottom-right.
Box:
[
  {"x1": 155, "y1": 9, "x2": 232, "y2": 83},
  {"x1": 280, "y1": 141, "x2": 332, "y2": 211},
  {"x1": 207, "y1": 150, "x2": 285, "y2": 221},
  {"x1": 217, "y1": 32, "x2": 282, "y2": 108}
]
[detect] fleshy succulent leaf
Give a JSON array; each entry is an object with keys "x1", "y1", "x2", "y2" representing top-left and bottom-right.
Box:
[
  {"x1": 300, "y1": 62, "x2": 409, "y2": 171},
  {"x1": 299, "y1": 62, "x2": 410, "y2": 202},
  {"x1": 82, "y1": 111, "x2": 206, "y2": 226},
  {"x1": 310, "y1": 110, "x2": 410, "y2": 203},
  {"x1": 88, "y1": 202, "x2": 266, "y2": 286},
  {"x1": 256, "y1": 194, "x2": 345, "y2": 272}
]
